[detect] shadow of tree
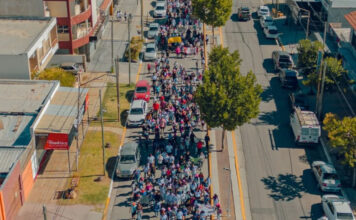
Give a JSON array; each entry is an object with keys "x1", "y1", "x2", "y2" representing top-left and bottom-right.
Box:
[
  {"x1": 260, "y1": 85, "x2": 274, "y2": 102},
  {"x1": 125, "y1": 90, "x2": 135, "y2": 102},
  {"x1": 120, "y1": 110, "x2": 129, "y2": 126},
  {"x1": 261, "y1": 173, "x2": 306, "y2": 201},
  {"x1": 106, "y1": 156, "x2": 117, "y2": 180}
]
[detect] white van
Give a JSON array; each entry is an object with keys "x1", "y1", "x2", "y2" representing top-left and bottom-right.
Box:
[{"x1": 290, "y1": 107, "x2": 321, "y2": 144}]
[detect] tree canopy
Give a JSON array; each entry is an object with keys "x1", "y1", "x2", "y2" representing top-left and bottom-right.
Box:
[
  {"x1": 297, "y1": 39, "x2": 323, "y2": 74},
  {"x1": 37, "y1": 67, "x2": 76, "y2": 87},
  {"x1": 195, "y1": 46, "x2": 262, "y2": 149},
  {"x1": 192, "y1": 0, "x2": 232, "y2": 28}
]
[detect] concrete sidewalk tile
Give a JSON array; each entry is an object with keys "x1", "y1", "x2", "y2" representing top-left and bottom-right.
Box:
[{"x1": 210, "y1": 129, "x2": 221, "y2": 198}]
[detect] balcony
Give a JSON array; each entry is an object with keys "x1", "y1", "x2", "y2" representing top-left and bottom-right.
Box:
[{"x1": 71, "y1": 5, "x2": 91, "y2": 25}]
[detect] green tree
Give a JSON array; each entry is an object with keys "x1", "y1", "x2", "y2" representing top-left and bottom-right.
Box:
[
  {"x1": 192, "y1": 0, "x2": 232, "y2": 43},
  {"x1": 323, "y1": 113, "x2": 356, "y2": 187},
  {"x1": 297, "y1": 39, "x2": 323, "y2": 75},
  {"x1": 195, "y1": 46, "x2": 262, "y2": 150},
  {"x1": 37, "y1": 67, "x2": 76, "y2": 87}
]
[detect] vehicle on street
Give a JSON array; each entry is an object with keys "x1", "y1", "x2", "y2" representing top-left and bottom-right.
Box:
[
  {"x1": 278, "y1": 69, "x2": 298, "y2": 89},
  {"x1": 154, "y1": 2, "x2": 166, "y2": 18},
  {"x1": 127, "y1": 99, "x2": 148, "y2": 127},
  {"x1": 321, "y1": 194, "x2": 355, "y2": 220},
  {"x1": 263, "y1": 25, "x2": 279, "y2": 39},
  {"x1": 290, "y1": 107, "x2": 320, "y2": 144},
  {"x1": 257, "y1": 6, "x2": 270, "y2": 17},
  {"x1": 147, "y1": 23, "x2": 159, "y2": 39},
  {"x1": 237, "y1": 7, "x2": 251, "y2": 21},
  {"x1": 260, "y1": 15, "x2": 274, "y2": 28},
  {"x1": 288, "y1": 91, "x2": 310, "y2": 111},
  {"x1": 144, "y1": 43, "x2": 157, "y2": 61},
  {"x1": 312, "y1": 161, "x2": 341, "y2": 192},
  {"x1": 272, "y1": 50, "x2": 294, "y2": 71},
  {"x1": 156, "y1": 0, "x2": 166, "y2": 6},
  {"x1": 134, "y1": 80, "x2": 150, "y2": 102},
  {"x1": 116, "y1": 142, "x2": 140, "y2": 178},
  {"x1": 60, "y1": 62, "x2": 81, "y2": 74}
]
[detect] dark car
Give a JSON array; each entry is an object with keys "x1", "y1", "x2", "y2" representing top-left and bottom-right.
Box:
[
  {"x1": 237, "y1": 7, "x2": 251, "y2": 21},
  {"x1": 288, "y1": 91, "x2": 309, "y2": 112},
  {"x1": 272, "y1": 51, "x2": 294, "y2": 71},
  {"x1": 278, "y1": 69, "x2": 298, "y2": 89}
]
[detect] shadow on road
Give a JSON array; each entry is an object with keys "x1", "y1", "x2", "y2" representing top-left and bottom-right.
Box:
[
  {"x1": 106, "y1": 156, "x2": 118, "y2": 180},
  {"x1": 252, "y1": 16, "x2": 278, "y2": 46}
]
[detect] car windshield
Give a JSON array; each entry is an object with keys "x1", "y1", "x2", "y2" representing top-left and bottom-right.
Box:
[
  {"x1": 146, "y1": 47, "x2": 155, "y2": 52},
  {"x1": 120, "y1": 155, "x2": 136, "y2": 164},
  {"x1": 280, "y1": 57, "x2": 291, "y2": 62},
  {"x1": 130, "y1": 108, "x2": 143, "y2": 115},
  {"x1": 286, "y1": 76, "x2": 297, "y2": 83},
  {"x1": 136, "y1": 86, "x2": 147, "y2": 93},
  {"x1": 324, "y1": 173, "x2": 338, "y2": 180},
  {"x1": 337, "y1": 213, "x2": 354, "y2": 219},
  {"x1": 150, "y1": 26, "x2": 158, "y2": 31},
  {"x1": 261, "y1": 9, "x2": 268, "y2": 12},
  {"x1": 156, "y1": 6, "x2": 165, "y2": 10},
  {"x1": 269, "y1": 29, "x2": 278, "y2": 34},
  {"x1": 265, "y1": 18, "x2": 273, "y2": 22},
  {"x1": 310, "y1": 128, "x2": 319, "y2": 135}
]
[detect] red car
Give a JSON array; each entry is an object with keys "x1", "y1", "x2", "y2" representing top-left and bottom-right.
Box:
[{"x1": 134, "y1": 80, "x2": 150, "y2": 102}]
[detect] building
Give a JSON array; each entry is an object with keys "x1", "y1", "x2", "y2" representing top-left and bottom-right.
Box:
[
  {"x1": 0, "y1": 17, "x2": 58, "y2": 79},
  {"x1": 320, "y1": 0, "x2": 356, "y2": 27},
  {"x1": 0, "y1": 80, "x2": 88, "y2": 220},
  {"x1": 0, "y1": 0, "x2": 113, "y2": 58}
]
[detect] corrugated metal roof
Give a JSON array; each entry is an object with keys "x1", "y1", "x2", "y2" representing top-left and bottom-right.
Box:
[
  {"x1": 0, "y1": 148, "x2": 24, "y2": 173},
  {"x1": 345, "y1": 11, "x2": 356, "y2": 30}
]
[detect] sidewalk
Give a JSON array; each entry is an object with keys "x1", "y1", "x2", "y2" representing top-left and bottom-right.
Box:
[{"x1": 16, "y1": 73, "x2": 109, "y2": 220}]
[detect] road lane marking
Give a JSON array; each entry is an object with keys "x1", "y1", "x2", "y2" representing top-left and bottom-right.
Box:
[
  {"x1": 219, "y1": 27, "x2": 224, "y2": 47},
  {"x1": 231, "y1": 130, "x2": 247, "y2": 220}
]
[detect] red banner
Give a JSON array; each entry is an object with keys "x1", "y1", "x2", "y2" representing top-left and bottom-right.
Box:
[{"x1": 44, "y1": 133, "x2": 69, "y2": 150}]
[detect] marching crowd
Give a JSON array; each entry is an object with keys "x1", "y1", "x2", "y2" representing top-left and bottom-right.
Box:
[{"x1": 126, "y1": 0, "x2": 222, "y2": 219}]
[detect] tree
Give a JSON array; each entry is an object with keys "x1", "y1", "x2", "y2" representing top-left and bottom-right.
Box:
[
  {"x1": 303, "y1": 57, "x2": 347, "y2": 90},
  {"x1": 195, "y1": 46, "x2": 262, "y2": 150},
  {"x1": 192, "y1": 0, "x2": 232, "y2": 44},
  {"x1": 37, "y1": 67, "x2": 76, "y2": 87},
  {"x1": 323, "y1": 113, "x2": 356, "y2": 187},
  {"x1": 297, "y1": 39, "x2": 323, "y2": 75}
]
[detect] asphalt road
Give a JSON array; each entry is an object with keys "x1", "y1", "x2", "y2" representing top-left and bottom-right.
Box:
[{"x1": 224, "y1": 0, "x2": 325, "y2": 219}]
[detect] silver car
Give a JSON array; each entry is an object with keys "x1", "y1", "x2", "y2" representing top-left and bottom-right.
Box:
[
  {"x1": 116, "y1": 142, "x2": 140, "y2": 178},
  {"x1": 322, "y1": 194, "x2": 355, "y2": 220},
  {"x1": 154, "y1": 2, "x2": 166, "y2": 18},
  {"x1": 312, "y1": 161, "x2": 341, "y2": 192},
  {"x1": 144, "y1": 43, "x2": 157, "y2": 61},
  {"x1": 147, "y1": 23, "x2": 159, "y2": 39},
  {"x1": 127, "y1": 99, "x2": 148, "y2": 127}
]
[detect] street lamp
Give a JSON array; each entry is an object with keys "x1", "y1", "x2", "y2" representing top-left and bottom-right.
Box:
[
  {"x1": 223, "y1": 167, "x2": 232, "y2": 217},
  {"x1": 128, "y1": 13, "x2": 133, "y2": 85}
]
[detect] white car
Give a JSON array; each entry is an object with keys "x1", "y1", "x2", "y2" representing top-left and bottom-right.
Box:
[
  {"x1": 154, "y1": 2, "x2": 166, "y2": 18},
  {"x1": 260, "y1": 16, "x2": 274, "y2": 28},
  {"x1": 144, "y1": 43, "x2": 157, "y2": 61},
  {"x1": 257, "y1": 6, "x2": 270, "y2": 17},
  {"x1": 263, "y1": 25, "x2": 279, "y2": 39},
  {"x1": 127, "y1": 100, "x2": 148, "y2": 127},
  {"x1": 322, "y1": 194, "x2": 355, "y2": 220},
  {"x1": 312, "y1": 161, "x2": 341, "y2": 192},
  {"x1": 147, "y1": 23, "x2": 159, "y2": 39},
  {"x1": 156, "y1": 0, "x2": 166, "y2": 6}
]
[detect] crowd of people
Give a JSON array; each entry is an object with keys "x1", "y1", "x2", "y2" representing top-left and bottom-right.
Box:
[{"x1": 127, "y1": 0, "x2": 222, "y2": 219}]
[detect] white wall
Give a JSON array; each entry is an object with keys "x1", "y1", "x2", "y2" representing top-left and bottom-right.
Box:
[
  {"x1": 0, "y1": 0, "x2": 44, "y2": 16},
  {"x1": 0, "y1": 55, "x2": 30, "y2": 79}
]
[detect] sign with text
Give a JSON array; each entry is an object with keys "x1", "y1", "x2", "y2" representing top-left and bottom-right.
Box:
[{"x1": 44, "y1": 133, "x2": 69, "y2": 150}]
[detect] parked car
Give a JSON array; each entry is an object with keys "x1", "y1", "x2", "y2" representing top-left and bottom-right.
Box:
[
  {"x1": 134, "y1": 80, "x2": 150, "y2": 102},
  {"x1": 312, "y1": 161, "x2": 341, "y2": 192},
  {"x1": 144, "y1": 43, "x2": 157, "y2": 61},
  {"x1": 321, "y1": 194, "x2": 355, "y2": 220},
  {"x1": 278, "y1": 69, "x2": 298, "y2": 89},
  {"x1": 288, "y1": 91, "x2": 310, "y2": 111},
  {"x1": 60, "y1": 62, "x2": 81, "y2": 74},
  {"x1": 257, "y1": 6, "x2": 270, "y2": 17},
  {"x1": 147, "y1": 23, "x2": 159, "y2": 39},
  {"x1": 156, "y1": 0, "x2": 167, "y2": 6},
  {"x1": 260, "y1": 15, "x2": 274, "y2": 28},
  {"x1": 272, "y1": 50, "x2": 294, "y2": 71},
  {"x1": 116, "y1": 142, "x2": 140, "y2": 178},
  {"x1": 290, "y1": 107, "x2": 320, "y2": 144},
  {"x1": 154, "y1": 2, "x2": 166, "y2": 18},
  {"x1": 263, "y1": 25, "x2": 279, "y2": 39},
  {"x1": 237, "y1": 7, "x2": 251, "y2": 21},
  {"x1": 127, "y1": 99, "x2": 148, "y2": 127}
]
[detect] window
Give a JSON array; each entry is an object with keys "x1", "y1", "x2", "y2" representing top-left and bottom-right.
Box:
[
  {"x1": 58, "y1": 25, "x2": 69, "y2": 33},
  {"x1": 327, "y1": 202, "x2": 335, "y2": 215}
]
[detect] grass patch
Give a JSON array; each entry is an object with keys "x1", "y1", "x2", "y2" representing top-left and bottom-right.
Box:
[
  {"x1": 59, "y1": 131, "x2": 120, "y2": 210},
  {"x1": 92, "y1": 82, "x2": 135, "y2": 128}
]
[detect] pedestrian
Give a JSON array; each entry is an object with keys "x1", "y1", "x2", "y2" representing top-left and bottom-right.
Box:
[
  {"x1": 136, "y1": 202, "x2": 143, "y2": 220},
  {"x1": 204, "y1": 133, "x2": 210, "y2": 151},
  {"x1": 130, "y1": 202, "x2": 137, "y2": 219},
  {"x1": 154, "y1": 201, "x2": 161, "y2": 217},
  {"x1": 197, "y1": 140, "x2": 203, "y2": 156},
  {"x1": 124, "y1": 11, "x2": 127, "y2": 21},
  {"x1": 147, "y1": 63, "x2": 151, "y2": 73}
]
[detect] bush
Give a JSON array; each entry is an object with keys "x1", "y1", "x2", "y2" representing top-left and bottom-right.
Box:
[
  {"x1": 37, "y1": 67, "x2": 76, "y2": 87},
  {"x1": 124, "y1": 36, "x2": 143, "y2": 62}
]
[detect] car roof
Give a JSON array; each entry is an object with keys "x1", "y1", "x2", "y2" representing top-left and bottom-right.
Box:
[
  {"x1": 136, "y1": 80, "x2": 149, "y2": 87},
  {"x1": 323, "y1": 195, "x2": 353, "y2": 214},
  {"x1": 267, "y1": 25, "x2": 277, "y2": 30},
  {"x1": 260, "y1": 6, "x2": 269, "y2": 9},
  {"x1": 121, "y1": 142, "x2": 138, "y2": 155},
  {"x1": 284, "y1": 70, "x2": 298, "y2": 76},
  {"x1": 149, "y1": 23, "x2": 159, "y2": 28},
  {"x1": 131, "y1": 99, "x2": 146, "y2": 108},
  {"x1": 156, "y1": 2, "x2": 165, "y2": 7},
  {"x1": 275, "y1": 51, "x2": 291, "y2": 56},
  {"x1": 146, "y1": 43, "x2": 156, "y2": 48},
  {"x1": 313, "y1": 161, "x2": 337, "y2": 173}
]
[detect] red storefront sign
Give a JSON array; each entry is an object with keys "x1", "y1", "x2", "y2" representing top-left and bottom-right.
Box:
[{"x1": 44, "y1": 133, "x2": 69, "y2": 150}]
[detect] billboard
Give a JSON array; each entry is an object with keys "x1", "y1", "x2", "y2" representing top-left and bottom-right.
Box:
[{"x1": 44, "y1": 133, "x2": 69, "y2": 150}]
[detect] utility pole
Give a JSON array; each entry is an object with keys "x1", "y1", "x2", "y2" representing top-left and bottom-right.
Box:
[
  {"x1": 99, "y1": 90, "x2": 106, "y2": 176},
  {"x1": 315, "y1": 22, "x2": 327, "y2": 119},
  {"x1": 76, "y1": 73, "x2": 80, "y2": 171},
  {"x1": 111, "y1": 17, "x2": 114, "y2": 73},
  {"x1": 115, "y1": 57, "x2": 120, "y2": 122},
  {"x1": 42, "y1": 205, "x2": 47, "y2": 220},
  {"x1": 128, "y1": 13, "x2": 132, "y2": 85},
  {"x1": 317, "y1": 63, "x2": 327, "y2": 119},
  {"x1": 306, "y1": 10, "x2": 310, "y2": 39},
  {"x1": 141, "y1": 0, "x2": 143, "y2": 40}
]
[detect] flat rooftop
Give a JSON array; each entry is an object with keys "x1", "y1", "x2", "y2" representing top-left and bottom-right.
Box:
[{"x1": 0, "y1": 17, "x2": 53, "y2": 55}]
